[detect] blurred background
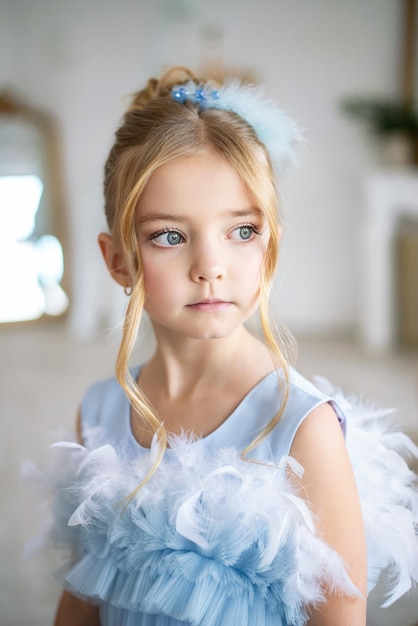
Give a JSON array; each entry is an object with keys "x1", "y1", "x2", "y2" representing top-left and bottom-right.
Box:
[{"x1": 0, "y1": 0, "x2": 417, "y2": 624}]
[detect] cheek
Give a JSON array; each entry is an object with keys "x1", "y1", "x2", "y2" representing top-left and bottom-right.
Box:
[
  {"x1": 143, "y1": 263, "x2": 163, "y2": 295},
  {"x1": 236, "y1": 247, "x2": 265, "y2": 286},
  {"x1": 142, "y1": 257, "x2": 179, "y2": 305}
]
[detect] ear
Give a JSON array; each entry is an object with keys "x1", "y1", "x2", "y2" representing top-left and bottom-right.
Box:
[{"x1": 98, "y1": 232, "x2": 131, "y2": 289}]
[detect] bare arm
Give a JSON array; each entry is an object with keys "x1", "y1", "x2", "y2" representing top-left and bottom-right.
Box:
[
  {"x1": 54, "y1": 410, "x2": 101, "y2": 626},
  {"x1": 290, "y1": 403, "x2": 367, "y2": 626},
  {"x1": 54, "y1": 590, "x2": 100, "y2": 626}
]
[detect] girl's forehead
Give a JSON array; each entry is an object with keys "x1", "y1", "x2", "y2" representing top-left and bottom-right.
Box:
[
  {"x1": 146, "y1": 149, "x2": 240, "y2": 184},
  {"x1": 136, "y1": 150, "x2": 258, "y2": 218}
]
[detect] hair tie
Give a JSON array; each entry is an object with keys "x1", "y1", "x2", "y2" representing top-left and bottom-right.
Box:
[{"x1": 171, "y1": 79, "x2": 303, "y2": 174}]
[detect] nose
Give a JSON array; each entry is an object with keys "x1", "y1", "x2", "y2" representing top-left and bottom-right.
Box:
[{"x1": 189, "y1": 240, "x2": 226, "y2": 283}]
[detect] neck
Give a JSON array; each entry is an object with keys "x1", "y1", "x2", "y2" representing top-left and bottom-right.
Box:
[{"x1": 143, "y1": 325, "x2": 272, "y2": 399}]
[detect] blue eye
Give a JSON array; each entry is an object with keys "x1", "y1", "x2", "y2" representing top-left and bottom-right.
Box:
[
  {"x1": 239, "y1": 226, "x2": 253, "y2": 240},
  {"x1": 152, "y1": 230, "x2": 184, "y2": 246},
  {"x1": 230, "y1": 225, "x2": 257, "y2": 241}
]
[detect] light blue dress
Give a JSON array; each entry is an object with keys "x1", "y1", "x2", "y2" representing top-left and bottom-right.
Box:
[
  {"x1": 45, "y1": 367, "x2": 418, "y2": 625},
  {"x1": 79, "y1": 367, "x2": 345, "y2": 467}
]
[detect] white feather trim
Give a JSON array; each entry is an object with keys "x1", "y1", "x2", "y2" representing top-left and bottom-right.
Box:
[
  {"x1": 26, "y1": 433, "x2": 358, "y2": 625},
  {"x1": 24, "y1": 379, "x2": 418, "y2": 620},
  {"x1": 314, "y1": 376, "x2": 418, "y2": 606}
]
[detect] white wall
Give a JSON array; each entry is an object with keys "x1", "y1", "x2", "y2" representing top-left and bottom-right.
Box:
[{"x1": 1, "y1": 0, "x2": 402, "y2": 337}]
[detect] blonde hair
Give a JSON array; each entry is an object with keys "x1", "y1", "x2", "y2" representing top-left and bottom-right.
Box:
[{"x1": 103, "y1": 67, "x2": 292, "y2": 496}]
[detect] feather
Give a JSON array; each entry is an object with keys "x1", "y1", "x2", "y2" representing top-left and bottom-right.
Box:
[
  {"x1": 51, "y1": 441, "x2": 84, "y2": 450},
  {"x1": 212, "y1": 79, "x2": 304, "y2": 173},
  {"x1": 314, "y1": 376, "x2": 418, "y2": 606},
  {"x1": 25, "y1": 378, "x2": 418, "y2": 621},
  {"x1": 175, "y1": 491, "x2": 210, "y2": 550},
  {"x1": 171, "y1": 78, "x2": 304, "y2": 175},
  {"x1": 27, "y1": 433, "x2": 359, "y2": 626}
]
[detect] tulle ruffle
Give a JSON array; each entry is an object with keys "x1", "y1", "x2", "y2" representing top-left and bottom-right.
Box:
[
  {"x1": 26, "y1": 380, "x2": 418, "y2": 625},
  {"x1": 36, "y1": 436, "x2": 358, "y2": 626}
]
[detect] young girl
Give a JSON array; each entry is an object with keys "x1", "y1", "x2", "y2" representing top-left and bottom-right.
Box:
[{"x1": 44, "y1": 68, "x2": 417, "y2": 626}]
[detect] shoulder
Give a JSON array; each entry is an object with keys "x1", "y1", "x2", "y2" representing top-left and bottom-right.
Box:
[
  {"x1": 255, "y1": 368, "x2": 346, "y2": 462},
  {"x1": 289, "y1": 401, "x2": 348, "y2": 468},
  {"x1": 288, "y1": 394, "x2": 352, "y2": 501},
  {"x1": 289, "y1": 401, "x2": 363, "y2": 547},
  {"x1": 287, "y1": 369, "x2": 346, "y2": 430}
]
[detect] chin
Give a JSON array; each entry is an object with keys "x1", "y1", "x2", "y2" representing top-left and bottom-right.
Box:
[{"x1": 174, "y1": 322, "x2": 238, "y2": 342}]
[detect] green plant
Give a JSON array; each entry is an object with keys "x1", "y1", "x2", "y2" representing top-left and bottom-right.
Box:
[{"x1": 340, "y1": 97, "x2": 418, "y2": 137}]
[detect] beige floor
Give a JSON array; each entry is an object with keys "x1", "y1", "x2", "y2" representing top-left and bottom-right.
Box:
[{"x1": 1, "y1": 322, "x2": 417, "y2": 625}]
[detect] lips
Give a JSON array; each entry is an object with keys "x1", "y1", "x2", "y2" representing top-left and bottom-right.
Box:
[{"x1": 186, "y1": 298, "x2": 231, "y2": 311}]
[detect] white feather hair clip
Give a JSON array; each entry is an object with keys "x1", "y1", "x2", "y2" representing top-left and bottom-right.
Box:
[{"x1": 171, "y1": 79, "x2": 303, "y2": 174}]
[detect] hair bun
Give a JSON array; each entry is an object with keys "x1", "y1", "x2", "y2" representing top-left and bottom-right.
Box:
[{"x1": 127, "y1": 67, "x2": 206, "y2": 113}]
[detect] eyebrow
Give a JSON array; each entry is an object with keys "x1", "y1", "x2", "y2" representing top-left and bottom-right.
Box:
[{"x1": 136, "y1": 207, "x2": 263, "y2": 225}]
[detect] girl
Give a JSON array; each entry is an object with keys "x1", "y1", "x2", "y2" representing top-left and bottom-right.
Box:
[{"x1": 47, "y1": 68, "x2": 417, "y2": 626}]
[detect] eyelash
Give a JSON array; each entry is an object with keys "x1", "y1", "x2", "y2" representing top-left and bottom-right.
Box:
[
  {"x1": 149, "y1": 223, "x2": 261, "y2": 247},
  {"x1": 149, "y1": 228, "x2": 185, "y2": 246},
  {"x1": 230, "y1": 223, "x2": 261, "y2": 240}
]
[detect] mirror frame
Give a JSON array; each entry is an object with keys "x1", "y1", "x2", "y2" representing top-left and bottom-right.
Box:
[{"x1": 0, "y1": 91, "x2": 70, "y2": 326}]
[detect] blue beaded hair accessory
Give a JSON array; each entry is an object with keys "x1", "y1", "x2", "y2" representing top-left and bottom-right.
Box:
[{"x1": 171, "y1": 79, "x2": 303, "y2": 174}]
